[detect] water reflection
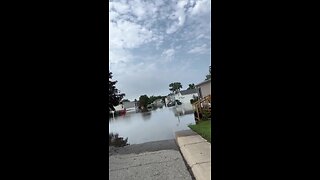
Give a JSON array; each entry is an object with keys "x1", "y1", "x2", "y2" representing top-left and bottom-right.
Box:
[
  {"x1": 109, "y1": 106, "x2": 196, "y2": 145},
  {"x1": 141, "y1": 111, "x2": 152, "y2": 120},
  {"x1": 173, "y1": 109, "x2": 195, "y2": 117},
  {"x1": 173, "y1": 104, "x2": 195, "y2": 116},
  {"x1": 109, "y1": 133, "x2": 129, "y2": 147}
]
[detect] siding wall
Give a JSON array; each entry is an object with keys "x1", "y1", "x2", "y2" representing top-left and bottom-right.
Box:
[
  {"x1": 175, "y1": 93, "x2": 198, "y2": 104},
  {"x1": 123, "y1": 101, "x2": 136, "y2": 109},
  {"x1": 199, "y1": 82, "x2": 211, "y2": 98}
]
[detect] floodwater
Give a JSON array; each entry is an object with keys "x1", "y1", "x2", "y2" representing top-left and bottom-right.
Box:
[{"x1": 109, "y1": 106, "x2": 196, "y2": 145}]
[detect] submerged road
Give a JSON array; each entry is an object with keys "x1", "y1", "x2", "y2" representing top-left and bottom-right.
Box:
[{"x1": 109, "y1": 139, "x2": 194, "y2": 180}]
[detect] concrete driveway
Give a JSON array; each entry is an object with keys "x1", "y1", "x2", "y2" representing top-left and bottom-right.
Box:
[{"x1": 109, "y1": 140, "x2": 194, "y2": 180}]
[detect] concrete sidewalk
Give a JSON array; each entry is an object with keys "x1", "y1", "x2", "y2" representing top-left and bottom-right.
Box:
[
  {"x1": 175, "y1": 130, "x2": 211, "y2": 180},
  {"x1": 109, "y1": 140, "x2": 193, "y2": 180}
]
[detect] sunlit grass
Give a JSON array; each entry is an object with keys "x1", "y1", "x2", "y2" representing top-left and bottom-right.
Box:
[{"x1": 188, "y1": 120, "x2": 211, "y2": 142}]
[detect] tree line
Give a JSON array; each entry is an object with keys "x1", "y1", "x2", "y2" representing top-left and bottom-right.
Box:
[
  {"x1": 109, "y1": 71, "x2": 125, "y2": 111},
  {"x1": 109, "y1": 65, "x2": 212, "y2": 111}
]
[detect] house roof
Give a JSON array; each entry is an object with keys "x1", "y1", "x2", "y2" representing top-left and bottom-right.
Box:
[
  {"x1": 180, "y1": 88, "x2": 198, "y2": 95},
  {"x1": 167, "y1": 93, "x2": 174, "y2": 97},
  {"x1": 196, "y1": 79, "x2": 211, "y2": 87}
]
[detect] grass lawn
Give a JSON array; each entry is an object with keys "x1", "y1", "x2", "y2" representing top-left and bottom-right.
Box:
[{"x1": 188, "y1": 120, "x2": 211, "y2": 143}]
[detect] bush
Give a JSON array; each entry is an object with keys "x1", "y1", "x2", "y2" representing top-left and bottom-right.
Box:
[
  {"x1": 201, "y1": 109, "x2": 211, "y2": 121},
  {"x1": 190, "y1": 97, "x2": 199, "y2": 104}
]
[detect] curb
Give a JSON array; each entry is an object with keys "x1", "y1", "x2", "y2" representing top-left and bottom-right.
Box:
[{"x1": 175, "y1": 130, "x2": 211, "y2": 180}]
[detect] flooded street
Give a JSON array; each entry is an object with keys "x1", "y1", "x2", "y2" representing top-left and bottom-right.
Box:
[{"x1": 109, "y1": 107, "x2": 196, "y2": 145}]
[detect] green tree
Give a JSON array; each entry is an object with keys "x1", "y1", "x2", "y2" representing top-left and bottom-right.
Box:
[
  {"x1": 148, "y1": 96, "x2": 154, "y2": 104},
  {"x1": 205, "y1": 66, "x2": 211, "y2": 80},
  {"x1": 148, "y1": 95, "x2": 163, "y2": 104},
  {"x1": 169, "y1": 82, "x2": 182, "y2": 94},
  {"x1": 109, "y1": 71, "x2": 125, "y2": 111},
  {"x1": 187, "y1": 83, "x2": 195, "y2": 90},
  {"x1": 139, "y1": 95, "x2": 150, "y2": 110}
]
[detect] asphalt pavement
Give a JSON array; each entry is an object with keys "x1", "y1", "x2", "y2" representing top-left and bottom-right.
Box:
[{"x1": 109, "y1": 139, "x2": 194, "y2": 180}]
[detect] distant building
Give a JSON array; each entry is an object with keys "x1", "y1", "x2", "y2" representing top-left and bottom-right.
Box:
[
  {"x1": 152, "y1": 99, "x2": 164, "y2": 107},
  {"x1": 165, "y1": 89, "x2": 199, "y2": 107},
  {"x1": 175, "y1": 89, "x2": 199, "y2": 104},
  {"x1": 122, "y1": 101, "x2": 135, "y2": 109},
  {"x1": 165, "y1": 93, "x2": 175, "y2": 106},
  {"x1": 195, "y1": 79, "x2": 211, "y2": 98},
  {"x1": 113, "y1": 104, "x2": 124, "y2": 111},
  {"x1": 121, "y1": 101, "x2": 137, "y2": 113}
]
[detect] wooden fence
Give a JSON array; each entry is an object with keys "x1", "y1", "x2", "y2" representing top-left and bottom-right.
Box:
[{"x1": 193, "y1": 95, "x2": 211, "y2": 123}]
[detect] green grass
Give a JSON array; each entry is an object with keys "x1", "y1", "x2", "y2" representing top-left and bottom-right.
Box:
[{"x1": 188, "y1": 120, "x2": 211, "y2": 142}]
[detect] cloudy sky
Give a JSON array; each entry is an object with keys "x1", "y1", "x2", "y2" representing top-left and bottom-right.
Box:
[{"x1": 109, "y1": 0, "x2": 211, "y2": 101}]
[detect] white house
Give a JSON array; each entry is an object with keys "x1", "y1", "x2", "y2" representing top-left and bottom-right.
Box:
[
  {"x1": 165, "y1": 93, "x2": 175, "y2": 106},
  {"x1": 122, "y1": 101, "x2": 136, "y2": 111},
  {"x1": 111, "y1": 101, "x2": 136, "y2": 113},
  {"x1": 113, "y1": 104, "x2": 124, "y2": 111},
  {"x1": 152, "y1": 99, "x2": 164, "y2": 108},
  {"x1": 174, "y1": 89, "x2": 199, "y2": 104},
  {"x1": 173, "y1": 89, "x2": 199, "y2": 113},
  {"x1": 196, "y1": 79, "x2": 211, "y2": 98},
  {"x1": 165, "y1": 89, "x2": 199, "y2": 107}
]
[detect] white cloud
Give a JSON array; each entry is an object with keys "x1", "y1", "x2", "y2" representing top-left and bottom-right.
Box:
[
  {"x1": 109, "y1": 48, "x2": 133, "y2": 65},
  {"x1": 110, "y1": 1, "x2": 130, "y2": 14},
  {"x1": 188, "y1": 44, "x2": 209, "y2": 54},
  {"x1": 109, "y1": 20, "x2": 154, "y2": 49},
  {"x1": 130, "y1": 4, "x2": 145, "y2": 19},
  {"x1": 161, "y1": 48, "x2": 175, "y2": 61},
  {"x1": 190, "y1": 0, "x2": 211, "y2": 16},
  {"x1": 109, "y1": 0, "x2": 188, "y2": 66},
  {"x1": 108, "y1": 0, "x2": 211, "y2": 100},
  {"x1": 128, "y1": 0, "x2": 159, "y2": 21},
  {"x1": 109, "y1": 1, "x2": 160, "y2": 65},
  {"x1": 111, "y1": 59, "x2": 196, "y2": 100},
  {"x1": 166, "y1": 0, "x2": 188, "y2": 34}
]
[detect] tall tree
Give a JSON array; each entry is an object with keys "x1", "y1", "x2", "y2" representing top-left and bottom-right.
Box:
[
  {"x1": 187, "y1": 83, "x2": 195, "y2": 90},
  {"x1": 139, "y1": 95, "x2": 149, "y2": 110},
  {"x1": 148, "y1": 95, "x2": 163, "y2": 104},
  {"x1": 109, "y1": 71, "x2": 125, "y2": 111},
  {"x1": 169, "y1": 82, "x2": 182, "y2": 94},
  {"x1": 205, "y1": 66, "x2": 211, "y2": 80}
]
